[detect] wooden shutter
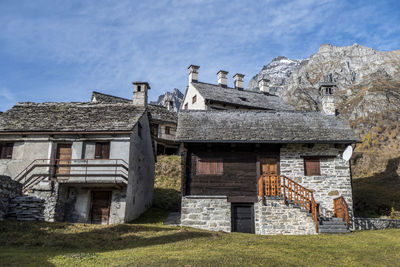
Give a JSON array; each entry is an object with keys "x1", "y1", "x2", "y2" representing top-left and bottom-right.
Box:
[
  {"x1": 304, "y1": 158, "x2": 321, "y2": 176},
  {"x1": 102, "y1": 143, "x2": 110, "y2": 159},
  {"x1": 95, "y1": 143, "x2": 102, "y2": 159},
  {"x1": 197, "y1": 157, "x2": 223, "y2": 175},
  {"x1": 192, "y1": 95, "x2": 197, "y2": 104},
  {"x1": 95, "y1": 142, "x2": 110, "y2": 159}
]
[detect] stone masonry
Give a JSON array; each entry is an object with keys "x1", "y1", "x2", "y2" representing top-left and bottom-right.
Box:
[
  {"x1": 181, "y1": 196, "x2": 231, "y2": 232},
  {"x1": 255, "y1": 198, "x2": 316, "y2": 235},
  {"x1": 280, "y1": 143, "x2": 353, "y2": 218},
  {"x1": 0, "y1": 175, "x2": 22, "y2": 220}
]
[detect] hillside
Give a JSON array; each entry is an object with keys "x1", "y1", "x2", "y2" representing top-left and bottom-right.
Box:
[{"x1": 248, "y1": 44, "x2": 400, "y2": 217}]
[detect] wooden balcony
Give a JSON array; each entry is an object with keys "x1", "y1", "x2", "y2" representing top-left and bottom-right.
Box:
[{"x1": 15, "y1": 159, "x2": 129, "y2": 191}]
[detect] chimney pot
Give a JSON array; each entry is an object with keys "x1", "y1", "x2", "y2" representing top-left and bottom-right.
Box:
[
  {"x1": 188, "y1": 65, "x2": 200, "y2": 83},
  {"x1": 133, "y1": 81, "x2": 151, "y2": 107},
  {"x1": 233, "y1": 73, "x2": 245, "y2": 90}
]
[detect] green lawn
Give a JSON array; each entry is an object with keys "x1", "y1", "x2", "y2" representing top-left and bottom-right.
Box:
[{"x1": 1, "y1": 209, "x2": 400, "y2": 267}]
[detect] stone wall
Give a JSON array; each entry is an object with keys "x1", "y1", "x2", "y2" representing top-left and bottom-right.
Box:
[
  {"x1": 181, "y1": 196, "x2": 231, "y2": 232},
  {"x1": 255, "y1": 199, "x2": 316, "y2": 235},
  {"x1": 353, "y1": 218, "x2": 400, "y2": 230},
  {"x1": 27, "y1": 182, "x2": 62, "y2": 222},
  {"x1": 0, "y1": 175, "x2": 22, "y2": 220},
  {"x1": 280, "y1": 143, "x2": 353, "y2": 217}
]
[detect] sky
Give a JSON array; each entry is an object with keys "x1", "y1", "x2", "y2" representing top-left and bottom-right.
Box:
[{"x1": 0, "y1": 0, "x2": 399, "y2": 111}]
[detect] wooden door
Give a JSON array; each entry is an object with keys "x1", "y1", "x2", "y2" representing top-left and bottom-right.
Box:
[
  {"x1": 232, "y1": 203, "x2": 254, "y2": 233},
  {"x1": 56, "y1": 144, "x2": 72, "y2": 175},
  {"x1": 333, "y1": 198, "x2": 345, "y2": 219},
  {"x1": 260, "y1": 158, "x2": 278, "y2": 175},
  {"x1": 90, "y1": 191, "x2": 111, "y2": 224}
]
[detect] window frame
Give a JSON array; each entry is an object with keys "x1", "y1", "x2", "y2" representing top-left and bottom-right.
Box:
[
  {"x1": 165, "y1": 126, "x2": 171, "y2": 135},
  {"x1": 184, "y1": 103, "x2": 188, "y2": 110},
  {"x1": 0, "y1": 143, "x2": 14, "y2": 159},
  {"x1": 196, "y1": 157, "x2": 223, "y2": 176},
  {"x1": 192, "y1": 95, "x2": 197, "y2": 104},
  {"x1": 94, "y1": 142, "x2": 110, "y2": 159},
  {"x1": 303, "y1": 157, "x2": 321, "y2": 176}
]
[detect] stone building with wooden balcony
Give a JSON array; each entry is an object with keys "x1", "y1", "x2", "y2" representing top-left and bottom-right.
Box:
[
  {"x1": 177, "y1": 66, "x2": 358, "y2": 235},
  {"x1": 0, "y1": 82, "x2": 155, "y2": 224}
]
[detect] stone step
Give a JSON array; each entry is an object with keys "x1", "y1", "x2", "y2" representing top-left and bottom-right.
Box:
[
  {"x1": 319, "y1": 228, "x2": 350, "y2": 234},
  {"x1": 319, "y1": 224, "x2": 348, "y2": 230}
]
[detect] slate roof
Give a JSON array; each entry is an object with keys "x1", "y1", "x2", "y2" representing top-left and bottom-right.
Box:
[
  {"x1": 91, "y1": 91, "x2": 177, "y2": 124},
  {"x1": 191, "y1": 81, "x2": 294, "y2": 110},
  {"x1": 176, "y1": 110, "x2": 358, "y2": 143},
  {"x1": 147, "y1": 105, "x2": 177, "y2": 123},
  {"x1": 0, "y1": 102, "x2": 145, "y2": 132},
  {"x1": 91, "y1": 91, "x2": 131, "y2": 104}
]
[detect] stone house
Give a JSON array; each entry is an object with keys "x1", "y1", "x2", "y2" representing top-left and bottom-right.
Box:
[
  {"x1": 176, "y1": 66, "x2": 358, "y2": 235},
  {"x1": 91, "y1": 90, "x2": 179, "y2": 155},
  {"x1": 0, "y1": 82, "x2": 155, "y2": 224}
]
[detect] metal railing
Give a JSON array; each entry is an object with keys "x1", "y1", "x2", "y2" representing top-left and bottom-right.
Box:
[{"x1": 14, "y1": 158, "x2": 129, "y2": 191}]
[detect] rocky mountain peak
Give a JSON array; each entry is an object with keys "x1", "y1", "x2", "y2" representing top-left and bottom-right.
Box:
[{"x1": 151, "y1": 88, "x2": 183, "y2": 112}]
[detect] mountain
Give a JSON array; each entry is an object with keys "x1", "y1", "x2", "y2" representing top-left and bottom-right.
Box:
[
  {"x1": 249, "y1": 44, "x2": 400, "y2": 216},
  {"x1": 151, "y1": 88, "x2": 184, "y2": 112},
  {"x1": 247, "y1": 56, "x2": 304, "y2": 96}
]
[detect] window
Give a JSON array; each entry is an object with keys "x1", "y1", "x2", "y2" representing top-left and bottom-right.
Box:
[
  {"x1": 153, "y1": 124, "x2": 159, "y2": 137},
  {"x1": 184, "y1": 103, "x2": 188, "y2": 110},
  {"x1": 137, "y1": 85, "x2": 141, "y2": 92},
  {"x1": 196, "y1": 157, "x2": 223, "y2": 175},
  {"x1": 165, "y1": 126, "x2": 171, "y2": 135},
  {"x1": 192, "y1": 95, "x2": 197, "y2": 104},
  {"x1": 95, "y1": 142, "x2": 110, "y2": 159},
  {"x1": 138, "y1": 122, "x2": 142, "y2": 138},
  {"x1": 0, "y1": 143, "x2": 14, "y2": 159},
  {"x1": 304, "y1": 158, "x2": 321, "y2": 176}
]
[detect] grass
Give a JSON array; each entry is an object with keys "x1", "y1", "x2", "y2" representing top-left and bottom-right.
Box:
[
  {"x1": 153, "y1": 155, "x2": 181, "y2": 211},
  {"x1": 1, "y1": 155, "x2": 400, "y2": 266},
  {"x1": 1, "y1": 215, "x2": 400, "y2": 266}
]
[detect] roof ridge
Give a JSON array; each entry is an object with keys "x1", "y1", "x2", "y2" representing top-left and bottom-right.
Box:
[
  {"x1": 92, "y1": 91, "x2": 131, "y2": 102},
  {"x1": 193, "y1": 81, "x2": 278, "y2": 97}
]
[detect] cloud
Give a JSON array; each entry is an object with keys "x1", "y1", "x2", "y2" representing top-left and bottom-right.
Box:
[{"x1": 0, "y1": 0, "x2": 398, "y2": 105}]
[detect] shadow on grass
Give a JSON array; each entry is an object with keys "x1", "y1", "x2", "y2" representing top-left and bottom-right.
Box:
[
  {"x1": 0, "y1": 218, "x2": 212, "y2": 266},
  {"x1": 153, "y1": 188, "x2": 181, "y2": 211},
  {"x1": 353, "y1": 157, "x2": 400, "y2": 217}
]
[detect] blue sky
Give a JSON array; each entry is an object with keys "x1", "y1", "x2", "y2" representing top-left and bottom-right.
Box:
[{"x1": 0, "y1": 0, "x2": 399, "y2": 111}]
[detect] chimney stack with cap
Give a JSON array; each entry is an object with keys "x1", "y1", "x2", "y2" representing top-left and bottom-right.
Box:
[
  {"x1": 258, "y1": 79, "x2": 270, "y2": 93},
  {"x1": 188, "y1": 65, "x2": 200, "y2": 83},
  {"x1": 133, "y1": 81, "x2": 150, "y2": 107},
  {"x1": 319, "y1": 82, "x2": 337, "y2": 115},
  {"x1": 217, "y1": 70, "x2": 228, "y2": 88},
  {"x1": 233, "y1": 73, "x2": 245, "y2": 90}
]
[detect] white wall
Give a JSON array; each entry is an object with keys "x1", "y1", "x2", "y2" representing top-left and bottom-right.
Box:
[{"x1": 181, "y1": 84, "x2": 206, "y2": 110}]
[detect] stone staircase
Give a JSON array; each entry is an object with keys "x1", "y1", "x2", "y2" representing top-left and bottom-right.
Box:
[{"x1": 318, "y1": 217, "x2": 350, "y2": 234}]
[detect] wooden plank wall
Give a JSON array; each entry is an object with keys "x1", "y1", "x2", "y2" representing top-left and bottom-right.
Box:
[{"x1": 183, "y1": 143, "x2": 280, "y2": 199}]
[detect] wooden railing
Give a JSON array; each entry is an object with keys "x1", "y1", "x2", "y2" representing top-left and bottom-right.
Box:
[
  {"x1": 258, "y1": 174, "x2": 319, "y2": 233},
  {"x1": 333, "y1": 196, "x2": 350, "y2": 228},
  {"x1": 14, "y1": 159, "x2": 129, "y2": 191}
]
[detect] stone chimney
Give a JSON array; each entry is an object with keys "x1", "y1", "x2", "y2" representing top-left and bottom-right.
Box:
[
  {"x1": 188, "y1": 65, "x2": 200, "y2": 83},
  {"x1": 258, "y1": 78, "x2": 270, "y2": 93},
  {"x1": 133, "y1": 81, "x2": 150, "y2": 107},
  {"x1": 319, "y1": 82, "x2": 337, "y2": 115},
  {"x1": 233, "y1": 73, "x2": 245, "y2": 90},
  {"x1": 217, "y1": 70, "x2": 228, "y2": 88}
]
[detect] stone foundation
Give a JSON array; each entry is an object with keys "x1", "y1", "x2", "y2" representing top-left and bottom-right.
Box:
[
  {"x1": 181, "y1": 196, "x2": 231, "y2": 232},
  {"x1": 181, "y1": 196, "x2": 317, "y2": 235},
  {"x1": 255, "y1": 198, "x2": 316, "y2": 235}
]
